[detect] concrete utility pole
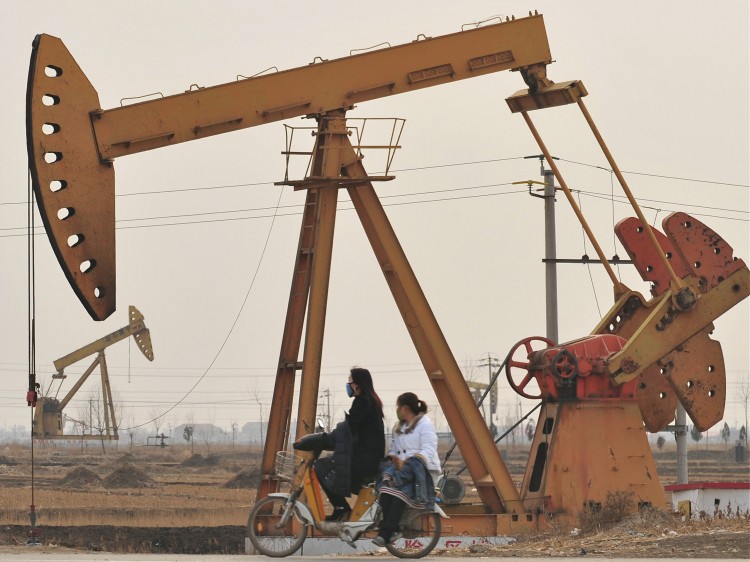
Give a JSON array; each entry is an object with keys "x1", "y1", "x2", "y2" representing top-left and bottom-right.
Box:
[
  {"x1": 319, "y1": 388, "x2": 332, "y2": 432},
  {"x1": 675, "y1": 404, "x2": 688, "y2": 484},
  {"x1": 522, "y1": 154, "x2": 559, "y2": 343},
  {"x1": 542, "y1": 166, "x2": 559, "y2": 344},
  {"x1": 477, "y1": 354, "x2": 501, "y2": 436}
]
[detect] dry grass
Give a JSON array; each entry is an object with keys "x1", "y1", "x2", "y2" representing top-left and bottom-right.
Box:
[
  {"x1": 0, "y1": 445, "x2": 257, "y2": 527},
  {"x1": 577, "y1": 490, "x2": 637, "y2": 533},
  {"x1": 0, "y1": 485, "x2": 255, "y2": 527}
]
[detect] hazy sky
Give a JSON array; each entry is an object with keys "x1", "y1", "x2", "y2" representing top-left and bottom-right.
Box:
[{"x1": 1, "y1": 1, "x2": 748, "y2": 440}]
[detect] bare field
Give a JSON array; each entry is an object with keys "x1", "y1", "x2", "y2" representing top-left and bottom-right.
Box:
[
  {"x1": 0, "y1": 441, "x2": 748, "y2": 556},
  {"x1": 0, "y1": 444, "x2": 258, "y2": 528}
]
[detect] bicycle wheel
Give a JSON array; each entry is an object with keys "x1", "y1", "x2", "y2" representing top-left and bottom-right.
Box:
[
  {"x1": 247, "y1": 495, "x2": 308, "y2": 557},
  {"x1": 385, "y1": 509, "x2": 441, "y2": 559}
]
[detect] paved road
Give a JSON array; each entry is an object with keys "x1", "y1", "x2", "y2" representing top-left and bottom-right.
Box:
[{"x1": 0, "y1": 552, "x2": 731, "y2": 562}]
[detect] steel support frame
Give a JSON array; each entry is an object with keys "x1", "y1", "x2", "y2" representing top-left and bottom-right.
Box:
[{"x1": 258, "y1": 113, "x2": 521, "y2": 513}]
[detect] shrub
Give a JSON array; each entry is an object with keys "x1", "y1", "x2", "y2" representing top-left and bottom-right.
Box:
[{"x1": 578, "y1": 490, "x2": 636, "y2": 533}]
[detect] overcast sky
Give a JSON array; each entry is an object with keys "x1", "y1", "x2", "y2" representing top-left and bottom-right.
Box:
[{"x1": 1, "y1": 1, "x2": 748, "y2": 441}]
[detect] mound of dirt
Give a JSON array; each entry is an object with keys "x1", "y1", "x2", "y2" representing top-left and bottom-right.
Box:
[
  {"x1": 224, "y1": 467, "x2": 260, "y2": 489},
  {"x1": 59, "y1": 467, "x2": 103, "y2": 489},
  {"x1": 0, "y1": 456, "x2": 17, "y2": 465},
  {"x1": 104, "y1": 463, "x2": 156, "y2": 488},
  {"x1": 180, "y1": 454, "x2": 221, "y2": 468}
]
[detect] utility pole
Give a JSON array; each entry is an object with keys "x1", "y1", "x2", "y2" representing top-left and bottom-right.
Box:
[
  {"x1": 519, "y1": 154, "x2": 559, "y2": 343},
  {"x1": 674, "y1": 404, "x2": 688, "y2": 484},
  {"x1": 231, "y1": 422, "x2": 238, "y2": 454},
  {"x1": 319, "y1": 389, "x2": 331, "y2": 432},
  {"x1": 477, "y1": 354, "x2": 500, "y2": 437},
  {"x1": 543, "y1": 164, "x2": 559, "y2": 344}
]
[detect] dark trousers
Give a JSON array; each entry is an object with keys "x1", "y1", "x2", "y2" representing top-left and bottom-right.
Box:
[
  {"x1": 316, "y1": 457, "x2": 373, "y2": 511},
  {"x1": 378, "y1": 493, "x2": 406, "y2": 540}
]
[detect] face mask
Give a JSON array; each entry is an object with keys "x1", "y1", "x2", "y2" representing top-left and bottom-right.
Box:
[{"x1": 346, "y1": 382, "x2": 355, "y2": 398}]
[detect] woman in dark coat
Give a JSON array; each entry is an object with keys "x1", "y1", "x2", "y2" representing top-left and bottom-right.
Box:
[{"x1": 318, "y1": 366, "x2": 385, "y2": 521}]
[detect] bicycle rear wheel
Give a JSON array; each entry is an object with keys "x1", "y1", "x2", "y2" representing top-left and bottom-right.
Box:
[
  {"x1": 385, "y1": 509, "x2": 441, "y2": 559},
  {"x1": 247, "y1": 495, "x2": 308, "y2": 557}
]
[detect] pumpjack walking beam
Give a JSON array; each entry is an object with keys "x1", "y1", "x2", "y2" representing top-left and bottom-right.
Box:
[{"x1": 26, "y1": 15, "x2": 553, "y2": 322}]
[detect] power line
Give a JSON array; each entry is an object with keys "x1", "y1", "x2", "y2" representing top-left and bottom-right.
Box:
[
  {"x1": 3, "y1": 178, "x2": 748, "y2": 238},
  {"x1": 2, "y1": 155, "x2": 747, "y2": 208},
  {"x1": 557, "y1": 158, "x2": 750, "y2": 188}
]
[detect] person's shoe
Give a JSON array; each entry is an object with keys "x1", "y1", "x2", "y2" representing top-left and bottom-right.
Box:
[
  {"x1": 325, "y1": 507, "x2": 351, "y2": 522},
  {"x1": 372, "y1": 536, "x2": 387, "y2": 547}
]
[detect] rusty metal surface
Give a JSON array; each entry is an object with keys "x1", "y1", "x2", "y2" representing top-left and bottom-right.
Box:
[
  {"x1": 663, "y1": 211, "x2": 747, "y2": 292},
  {"x1": 607, "y1": 213, "x2": 749, "y2": 433},
  {"x1": 345, "y1": 156, "x2": 520, "y2": 513},
  {"x1": 521, "y1": 402, "x2": 665, "y2": 515},
  {"x1": 592, "y1": 291, "x2": 678, "y2": 430},
  {"x1": 615, "y1": 217, "x2": 690, "y2": 296},
  {"x1": 608, "y1": 267, "x2": 748, "y2": 384},
  {"x1": 659, "y1": 325, "x2": 726, "y2": 432},
  {"x1": 26, "y1": 34, "x2": 116, "y2": 321},
  {"x1": 258, "y1": 190, "x2": 319, "y2": 498},
  {"x1": 634, "y1": 366, "x2": 678, "y2": 432}
]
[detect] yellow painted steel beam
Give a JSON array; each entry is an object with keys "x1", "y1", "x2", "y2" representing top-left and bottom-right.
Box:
[
  {"x1": 259, "y1": 190, "x2": 319, "y2": 493},
  {"x1": 608, "y1": 267, "x2": 749, "y2": 385},
  {"x1": 28, "y1": 16, "x2": 553, "y2": 321},
  {"x1": 83, "y1": 16, "x2": 551, "y2": 160},
  {"x1": 343, "y1": 150, "x2": 522, "y2": 513},
  {"x1": 52, "y1": 306, "x2": 152, "y2": 372}
]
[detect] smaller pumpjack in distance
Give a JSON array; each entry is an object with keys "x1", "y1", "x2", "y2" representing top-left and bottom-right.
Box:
[{"x1": 32, "y1": 306, "x2": 154, "y2": 440}]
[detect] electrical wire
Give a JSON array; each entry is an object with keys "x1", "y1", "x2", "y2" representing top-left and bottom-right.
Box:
[
  {"x1": 26, "y1": 169, "x2": 39, "y2": 542},
  {"x1": 6, "y1": 154, "x2": 749, "y2": 432},
  {"x1": 118, "y1": 184, "x2": 288, "y2": 432}
]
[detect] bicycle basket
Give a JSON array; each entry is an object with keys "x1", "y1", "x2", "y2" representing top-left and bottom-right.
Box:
[{"x1": 274, "y1": 450, "x2": 304, "y2": 481}]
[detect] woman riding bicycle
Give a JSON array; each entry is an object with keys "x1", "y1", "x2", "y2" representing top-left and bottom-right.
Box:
[
  {"x1": 373, "y1": 392, "x2": 440, "y2": 547},
  {"x1": 312, "y1": 367, "x2": 385, "y2": 521}
]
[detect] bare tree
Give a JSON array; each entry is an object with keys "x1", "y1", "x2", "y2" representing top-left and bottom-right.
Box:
[
  {"x1": 147, "y1": 408, "x2": 163, "y2": 445},
  {"x1": 184, "y1": 413, "x2": 195, "y2": 454},
  {"x1": 721, "y1": 422, "x2": 731, "y2": 448},
  {"x1": 122, "y1": 407, "x2": 138, "y2": 450},
  {"x1": 196, "y1": 410, "x2": 218, "y2": 453},
  {"x1": 75, "y1": 390, "x2": 109, "y2": 453},
  {"x1": 249, "y1": 384, "x2": 265, "y2": 445},
  {"x1": 525, "y1": 419, "x2": 535, "y2": 442},
  {"x1": 690, "y1": 425, "x2": 703, "y2": 444}
]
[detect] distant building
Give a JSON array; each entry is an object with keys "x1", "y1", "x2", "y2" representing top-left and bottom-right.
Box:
[{"x1": 665, "y1": 482, "x2": 750, "y2": 518}]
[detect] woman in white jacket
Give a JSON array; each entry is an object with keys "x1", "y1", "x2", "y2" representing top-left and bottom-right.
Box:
[{"x1": 373, "y1": 392, "x2": 441, "y2": 547}]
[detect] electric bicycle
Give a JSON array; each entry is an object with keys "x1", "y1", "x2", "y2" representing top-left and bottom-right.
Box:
[{"x1": 247, "y1": 450, "x2": 446, "y2": 558}]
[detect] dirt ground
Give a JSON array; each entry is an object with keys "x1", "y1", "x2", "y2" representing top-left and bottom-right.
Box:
[
  {"x1": 459, "y1": 515, "x2": 750, "y2": 558},
  {"x1": 0, "y1": 443, "x2": 747, "y2": 558},
  {"x1": 0, "y1": 518, "x2": 747, "y2": 558}
]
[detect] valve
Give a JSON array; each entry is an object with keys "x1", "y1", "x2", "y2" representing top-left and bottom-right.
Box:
[
  {"x1": 505, "y1": 336, "x2": 556, "y2": 399},
  {"x1": 551, "y1": 349, "x2": 579, "y2": 384}
]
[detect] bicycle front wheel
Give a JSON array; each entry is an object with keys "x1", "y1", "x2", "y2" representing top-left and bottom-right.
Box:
[
  {"x1": 385, "y1": 509, "x2": 441, "y2": 559},
  {"x1": 247, "y1": 495, "x2": 308, "y2": 557}
]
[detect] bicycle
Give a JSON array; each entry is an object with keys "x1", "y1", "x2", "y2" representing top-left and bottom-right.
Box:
[{"x1": 247, "y1": 450, "x2": 446, "y2": 558}]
